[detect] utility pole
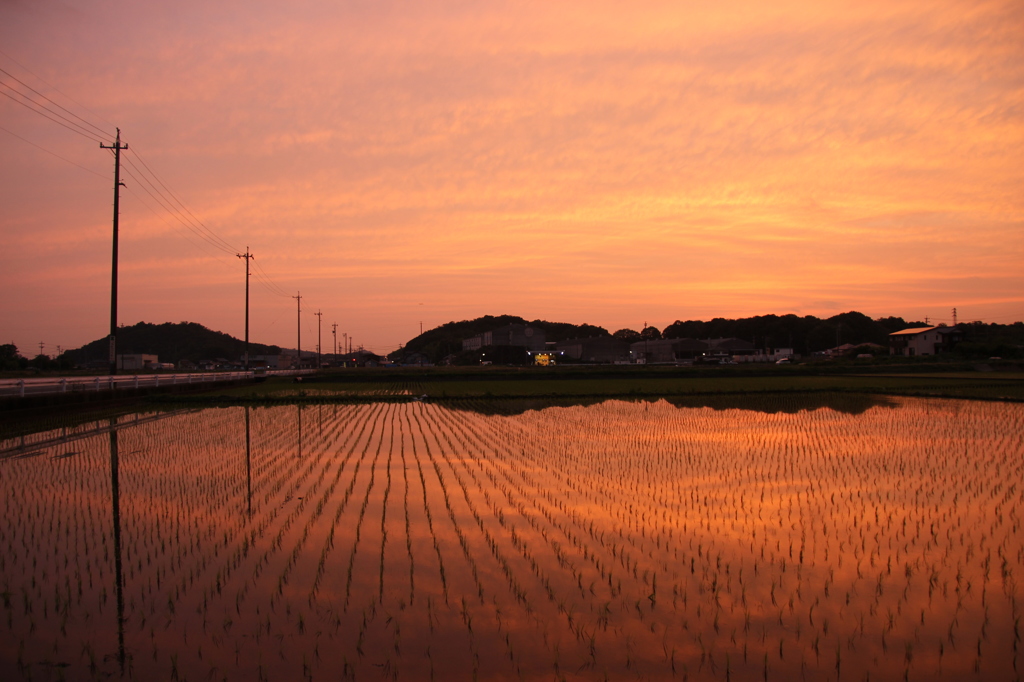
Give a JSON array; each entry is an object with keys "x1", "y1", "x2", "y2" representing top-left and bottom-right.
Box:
[
  {"x1": 420, "y1": 321, "x2": 423, "y2": 335},
  {"x1": 38, "y1": 341, "x2": 44, "y2": 357},
  {"x1": 292, "y1": 293, "x2": 302, "y2": 368},
  {"x1": 315, "y1": 310, "x2": 323, "y2": 369},
  {"x1": 343, "y1": 333, "x2": 348, "y2": 356},
  {"x1": 237, "y1": 247, "x2": 254, "y2": 370},
  {"x1": 332, "y1": 323, "x2": 338, "y2": 358},
  {"x1": 100, "y1": 128, "x2": 128, "y2": 375}
]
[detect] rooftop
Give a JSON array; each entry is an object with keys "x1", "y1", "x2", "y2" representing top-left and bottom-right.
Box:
[{"x1": 888, "y1": 326, "x2": 937, "y2": 336}]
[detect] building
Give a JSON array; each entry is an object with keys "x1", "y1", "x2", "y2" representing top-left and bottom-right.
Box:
[
  {"x1": 766, "y1": 347, "x2": 794, "y2": 361},
  {"x1": 630, "y1": 339, "x2": 710, "y2": 364},
  {"x1": 555, "y1": 337, "x2": 630, "y2": 363},
  {"x1": 116, "y1": 354, "x2": 158, "y2": 371},
  {"x1": 704, "y1": 338, "x2": 764, "y2": 363},
  {"x1": 706, "y1": 338, "x2": 758, "y2": 356},
  {"x1": 462, "y1": 324, "x2": 547, "y2": 352},
  {"x1": 527, "y1": 348, "x2": 565, "y2": 366},
  {"x1": 249, "y1": 354, "x2": 286, "y2": 369},
  {"x1": 400, "y1": 352, "x2": 432, "y2": 366},
  {"x1": 889, "y1": 326, "x2": 962, "y2": 357},
  {"x1": 342, "y1": 350, "x2": 382, "y2": 367}
]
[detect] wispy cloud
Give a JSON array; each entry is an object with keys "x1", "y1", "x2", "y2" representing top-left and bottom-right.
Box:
[{"x1": 1, "y1": 0, "x2": 1021, "y2": 352}]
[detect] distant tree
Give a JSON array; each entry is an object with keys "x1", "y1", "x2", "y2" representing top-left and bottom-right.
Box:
[
  {"x1": 65, "y1": 321, "x2": 282, "y2": 366},
  {"x1": 613, "y1": 329, "x2": 641, "y2": 343},
  {"x1": 29, "y1": 354, "x2": 55, "y2": 371},
  {"x1": 388, "y1": 315, "x2": 609, "y2": 363},
  {"x1": 874, "y1": 316, "x2": 910, "y2": 334},
  {"x1": 640, "y1": 326, "x2": 662, "y2": 340},
  {"x1": 806, "y1": 311, "x2": 890, "y2": 352},
  {"x1": 529, "y1": 321, "x2": 610, "y2": 342},
  {"x1": 661, "y1": 312, "x2": 888, "y2": 355},
  {"x1": 0, "y1": 344, "x2": 26, "y2": 371}
]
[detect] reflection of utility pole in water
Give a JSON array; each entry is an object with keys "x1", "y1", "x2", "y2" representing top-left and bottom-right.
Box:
[
  {"x1": 108, "y1": 420, "x2": 126, "y2": 672},
  {"x1": 297, "y1": 405, "x2": 303, "y2": 458},
  {"x1": 245, "y1": 406, "x2": 252, "y2": 517}
]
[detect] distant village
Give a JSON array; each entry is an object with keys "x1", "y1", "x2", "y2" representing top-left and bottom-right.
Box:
[
  {"x1": 114, "y1": 321, "x2": 964, "y2": 371},
  {"x1": 9, "y1": 312, "x2": 1004, "y2": 374},
  {"x1": 441, "y1": 322, "x2": 963, "y2": 367}
]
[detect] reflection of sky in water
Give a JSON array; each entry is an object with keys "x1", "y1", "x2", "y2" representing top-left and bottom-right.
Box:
[{"x1": 0, "y1": 397, "x2": 1020, "y2": 680}]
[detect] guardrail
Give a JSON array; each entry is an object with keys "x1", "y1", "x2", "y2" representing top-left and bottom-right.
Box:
[{"x1": 0, "y1": 369, "x2": 316, "y2": 398}]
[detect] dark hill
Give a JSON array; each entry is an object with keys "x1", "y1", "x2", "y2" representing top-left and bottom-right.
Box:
[
  {"x1": 67, "y1": 322, "x2": 280, "y2": 366},
  {"x1": 389, "y1": 315, "x2": 609, "y2": 363},
  {"x1": 662, "y1": 312, "x2": 924, "y2": 355}
]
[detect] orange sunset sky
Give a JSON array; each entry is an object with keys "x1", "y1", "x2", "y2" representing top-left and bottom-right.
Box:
[{"x1": 2, "y1": 0, "x2": 1022, "y2": 357}]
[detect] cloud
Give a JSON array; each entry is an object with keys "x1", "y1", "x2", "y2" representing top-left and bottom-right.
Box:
[{"x1": 1, "y1": 0, "x2": 1021, "y2": 352}]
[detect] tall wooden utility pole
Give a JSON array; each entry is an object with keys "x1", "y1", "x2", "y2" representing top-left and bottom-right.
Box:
[
  {"x1": 332, "y1": 323, "x2": 338, "y2": 358},
  {"x1": 292, "y1": 293, "x2": 302, "y2": 368},
  {"x1": 315, "y1": 310, "x2": 323, "y2": 368},
  {"x1": 237, "y1": 247, "x2": 254, "y2": 370},
  {"x1": 100, "y1": 129, "x2": 128, "y2": 375}
]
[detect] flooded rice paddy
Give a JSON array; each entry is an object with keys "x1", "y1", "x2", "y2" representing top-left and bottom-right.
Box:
[{"x1": 1, "y1": 397, "x2": 1022, "y2": 681}]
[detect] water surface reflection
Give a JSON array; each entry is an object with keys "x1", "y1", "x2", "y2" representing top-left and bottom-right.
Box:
[{"x1": 0, "y1": 397, "x2": 1020, "y2": 680}]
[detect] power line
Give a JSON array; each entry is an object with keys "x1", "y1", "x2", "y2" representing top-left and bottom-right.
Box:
[
  {"x1": 121, "y1": 154, "x2": 235, "y2": 253},
  {"x1": 127, "y1": 145, "x2": 238, "y2": 254},
  {"x1": 0, "y1": 65, "x2": 111, "y2": 139},
  {"x1": 251, "y1": 257, "x2": 292, "y2": 298},
  {"x1": 0, "y1": 123, "x2": 108, "y2": 179},
  {"x1": 0, "y1": 52, "x2": 305, "y2": 321},
  {"x1": 121, "y1": 143, "x2": 295, "y2": 299},
  {"x1": 119, "y1": 179, "x2": 237, "y2": 263},
  {"x1": 119, "y1": 161, "x2": 236, "y2": 256},
  {"x1": 251, "y1": 268, "x2": 290, "y2": 299},
  {"x1": 0, "y1": 48, "x2": 116, "y2": 131},
  {"x1": 0, "y1": 85, "x2": 106, "y2": 144}
]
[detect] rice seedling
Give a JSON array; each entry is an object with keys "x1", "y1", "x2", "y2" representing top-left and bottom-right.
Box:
[{"x1": 0, "y1": 396, "x2": 1020, "y2": 679}]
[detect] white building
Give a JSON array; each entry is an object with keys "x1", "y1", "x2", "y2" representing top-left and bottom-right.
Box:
[
  {"x1": 116, "y1": 354, "x2": 158, "y2": 371},
  {"x1": 889, "y1": 326, "x2": 962, "y2": 357}
]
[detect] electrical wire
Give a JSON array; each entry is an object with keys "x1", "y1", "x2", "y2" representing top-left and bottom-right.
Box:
[
  {"x1": 0, "y1": 48, "x2": 116, "y2": 131},
  {"x1": 121, "y1": 145, "x2": 298, "y2": 299},
  {"x1": 119, "y1": 176, "x2": 238, "y2": 264},
  {"x1": 127, "y1": 145, "x2": 239, "y2": 254},
  {"x1": 120, "y1": 154, "x2": 237, "y2": 255},
  {"x1": 252, "y1": 269, "x2": 291, "y2": 299},
  {"x1": 1, "y1": 50, "x2": 302, "y2": 311},
  {"x1": 0, "y1": 66, "x2": 111, "y2": 139},
  {"x1": 0, "y1": 123, "x2": 108, "y2": 180},
  {"x1": 0, "y1": 85, "x2": 106, "y2": 144},
  {"x1": 251, "y1": 257, "x2": 293, "y2": 298}
]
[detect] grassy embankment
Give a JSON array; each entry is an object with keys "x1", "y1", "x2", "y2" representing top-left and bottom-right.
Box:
[
  {"x1": 195, "y1": 364, "x2": 1024, "y2": 403},
  {"x1": 4, "y1": 364, "x2": 1020, "y2": 442}
]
